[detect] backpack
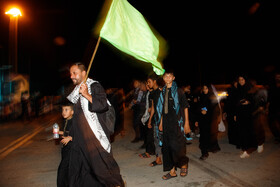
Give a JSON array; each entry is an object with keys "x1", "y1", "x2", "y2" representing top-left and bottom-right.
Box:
[{"x1": 106, "y1": 100, "x2": 116, "y2": 135}]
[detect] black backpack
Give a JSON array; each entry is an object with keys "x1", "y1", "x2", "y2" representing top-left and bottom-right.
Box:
[{"x1": 106, "y1": 100, "x2": 116, "y2": 135}]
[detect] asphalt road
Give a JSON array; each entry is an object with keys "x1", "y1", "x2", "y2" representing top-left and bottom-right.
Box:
[{"x1": 0, "y1": 109, "x2": 280, "y2": 187}]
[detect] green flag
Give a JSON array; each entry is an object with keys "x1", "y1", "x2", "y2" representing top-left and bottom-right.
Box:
[{"x1": 100, "y1": 0, "x2": 165, "y2": 75}]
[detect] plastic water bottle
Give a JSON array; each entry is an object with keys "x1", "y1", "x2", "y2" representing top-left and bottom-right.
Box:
[{"x1": 53, "y1": 123, "x2": 59, "y2": 139}]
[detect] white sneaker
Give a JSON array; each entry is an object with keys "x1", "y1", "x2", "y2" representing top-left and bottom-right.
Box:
[
  {"x1": 257, "y1": 144, "x2": 264, "y2": 153},
  {"x1": 240, "y1": 151, "x2": 250, "y2": 158},
  {"x1": 190, "y1": 132, "x2": 195, "y2": 137}
]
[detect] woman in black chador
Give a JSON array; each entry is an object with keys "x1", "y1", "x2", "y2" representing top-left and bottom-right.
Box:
[
  {"x1": 197, "y1": 84, "x2": 221, "y2": 160},
  {"x1": 224, "y1": 80, "x2": 240, "y2": 148},
  {"x1": 235, "y1": 75, "x2": 257, "y2": 158}
]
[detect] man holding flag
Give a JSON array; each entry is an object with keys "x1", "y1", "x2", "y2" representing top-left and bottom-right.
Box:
[
  {"x1": 67, "y1": 63, "x2": 124, "y2": 187},
  {"x1": 65, "y1": 0, "x2": 167, "y2": 185}
]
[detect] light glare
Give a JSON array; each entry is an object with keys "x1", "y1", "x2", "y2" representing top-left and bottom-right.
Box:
[{"x1": 5, "y1": 8, "x2": 22, "y2": 17}]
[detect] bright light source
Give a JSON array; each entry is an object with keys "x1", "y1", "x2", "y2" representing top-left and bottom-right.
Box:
[
  {"x1": 5, "y1": 8, "x2": 22, "y2": 17},
  {"x1": 217, "y1": 92, "x2": 228, "y2": 97},
  {"x1": 217, "y1": 91, "x2": 228, "y2": 101}
]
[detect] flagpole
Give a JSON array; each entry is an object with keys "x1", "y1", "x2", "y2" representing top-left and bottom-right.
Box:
[{"x1": 84, "y1": 36, "x2": 101, "y2": 82}]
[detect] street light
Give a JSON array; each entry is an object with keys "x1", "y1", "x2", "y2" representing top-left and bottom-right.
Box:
[
  {"x1": 5, "y1": 8, "x2": 22, "y2": 74},
  {"x1": 5, "y1": 8, "x2": 22, "y2": 17}
]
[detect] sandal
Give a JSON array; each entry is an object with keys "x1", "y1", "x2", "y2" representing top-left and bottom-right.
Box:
[
  {"x1": 149, "y1": 161, "x2": 162, "y2": 167},
  {"x1": 180, "y1": 167, "x2": 188, "y2": 177},
  {"x1": 139, "y1": 153, "x2": 150, "y2": 158},
  {"x1": 162, "y1": 173, "x2": 177, "y2": 180}
]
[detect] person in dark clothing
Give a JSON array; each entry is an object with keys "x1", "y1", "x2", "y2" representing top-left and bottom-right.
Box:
[
  {"x1": 249, "y1": 79, "x2": 268, "y2": 153},
  {"x1": 67, "y1": 63, "x2": 124, "y2": 187},
  {"x1": 129, "y1": 79, "x2": 144, "y2": 143},
  {"x1": 267, "y1": 72, "x2": 280, "y2": 143},
  {"x1": 106, "y1": 88, "x2": 125, "y2": 143},
  {"x1": 224, "y1": 80, "x2": 240, "y2": 147},
  {"x1": 235, "y1": 75, "x2": 257, "y2": 158},
  {"x1": 156, "y1": 70, "x2": 191, "y2": 180},
  {"x1": 182, "y1": 84, "x2": 197, "y2": 136},
  {"x1": 57, "y1": 101, "x2": 74, "y2": 187},
  {"x1": 147, "y1": 73, "x2": 163, "y2": 167},
  {"x1": 197, "y1": 84, "x2": 221, "y2": 160},
  {"x1": 138, "y1": 81, "x2": 148, "y2": 144},
  {"x1": 139, "y1": 82, "x2": 155, "y2": 158}
]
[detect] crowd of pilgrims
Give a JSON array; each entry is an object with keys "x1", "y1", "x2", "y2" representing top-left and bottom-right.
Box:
[
  {"x1": 107, "y1": 71, "x2": 280, "y2": 164},
  {"x1": 57, "y1": 63, "x2": 280, "y2": 186}
]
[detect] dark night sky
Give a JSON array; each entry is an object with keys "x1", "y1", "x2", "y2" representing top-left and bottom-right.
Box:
[{"x1": 0, "y1": 0, "x2": 279, "y2": 94}]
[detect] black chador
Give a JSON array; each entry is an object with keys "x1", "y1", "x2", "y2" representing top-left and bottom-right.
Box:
[
  {"x1": 57, "y1": 118, "x2": 73, "y2": 187},
  {"x1": 67, "y1": 79, "x2": 124, "y2": 187}
]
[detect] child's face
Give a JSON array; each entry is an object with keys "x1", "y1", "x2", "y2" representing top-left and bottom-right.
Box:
[
  {"x1": 163, "y1": 73, "x2": 175, "y2": 85},
  {"x1": 133, "y1": 80, "x2": 140, "y2": 88},
  {"x1": 147, "y1": 79, "x2": 155, "y2": 89},
  {"x1": 62, "y1": 106, "x2": 74, "y2": 119}
]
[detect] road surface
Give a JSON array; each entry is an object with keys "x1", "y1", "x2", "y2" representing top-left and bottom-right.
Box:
[{"x1": 0, "y1": 109, "x2": 280, "y2": 187}]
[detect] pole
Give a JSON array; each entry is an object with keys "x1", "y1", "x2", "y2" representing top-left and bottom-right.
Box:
[
  {"x1": 15, "y1": 16, "x2": 18, "y2": 74},
  {"x1": 84, "y1": 36, "x2": 101, "y2": 82},
  {"x1": 8, "y1": 16, "x2": 18, "y2": 74}
]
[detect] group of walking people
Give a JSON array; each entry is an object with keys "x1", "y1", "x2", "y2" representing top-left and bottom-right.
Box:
[
  {"x1": 129, "y1": 69, "x2": 223, "y2": 180},
  {"x1": 224, "y1": 73, "x2": 280, "y2": 158},
  {"x1": 129, "y1": 69, "x2": 191, "y2": 180},
  {"x1": 56, "y1": 61, "x2": 279, "y2": 186},
  {"x1": 129, "y1": 70, "x2": 280, "y2": 181}
]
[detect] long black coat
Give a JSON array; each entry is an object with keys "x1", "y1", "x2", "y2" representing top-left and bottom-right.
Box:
[{"x1": 69, "y1": 82, "x2": 124, "y2": 187}]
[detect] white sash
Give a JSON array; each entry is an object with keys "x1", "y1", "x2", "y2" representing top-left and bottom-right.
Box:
[{"x1": 67, "y1": 78, "x2": 111, "y2": 153}]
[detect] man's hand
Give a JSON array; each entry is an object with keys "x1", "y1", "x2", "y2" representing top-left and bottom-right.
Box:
[
  {"x1": 184, "y1": 123, "x2": 191, "y2": 134},
  {"x1": 147, "y1": 121, "x2": 152, "y2": 129},
  {"x1": 159, "y1": 118, "x2": 163, "y2": 131},
  {"x1": 79, "y1": 83, "x2": 89, "y2": 96},
  {"x1": 79, "y1": 83, "x2": 92, "y2": 103}
]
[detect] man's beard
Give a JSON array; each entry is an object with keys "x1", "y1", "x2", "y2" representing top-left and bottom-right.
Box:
[{"x1": 72, "y1": 78, "x2": 81, "y2": 85}]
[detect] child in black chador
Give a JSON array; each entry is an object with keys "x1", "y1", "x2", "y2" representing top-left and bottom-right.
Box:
[{"x1": 57, "y1": 101, "x2": 74, "y2": 187}]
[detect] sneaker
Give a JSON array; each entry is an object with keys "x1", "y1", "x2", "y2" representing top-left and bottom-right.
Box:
[
  {"x1": 257, "y1": 144, "x2": 264, "y2": 153},
  {"x1": 190, "y1": 132, "x2": 195, "y2": 137},
  {"x1": 240, "y1": 151, "x2": 250, "y2": 158}
]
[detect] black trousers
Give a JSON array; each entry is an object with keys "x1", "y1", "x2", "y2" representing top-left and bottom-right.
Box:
[
  {"x1": 162, "y1": 113, "x2": 189, "y2": 171},
  {"x1": 132, "y1": 108, "x2": 141, "y2": 140}
]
